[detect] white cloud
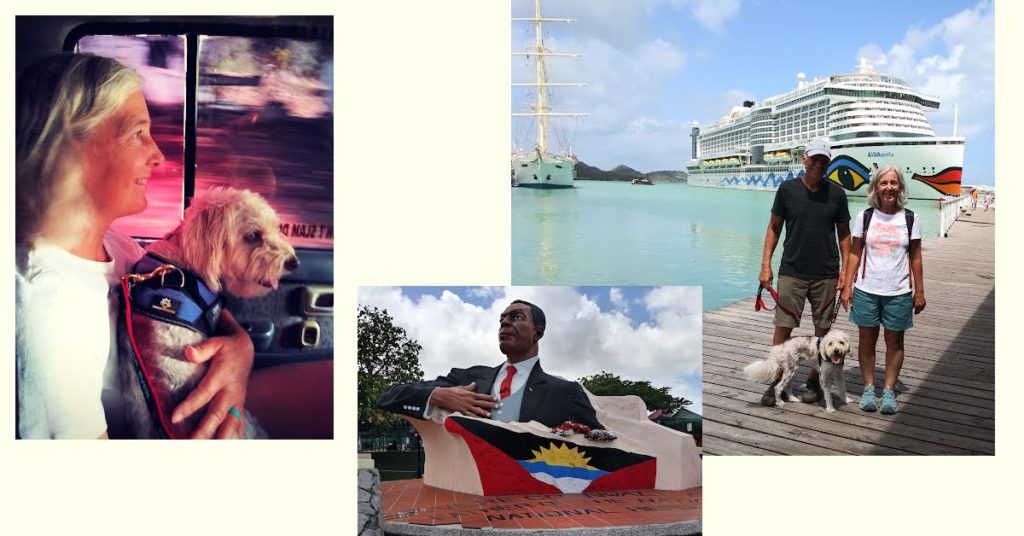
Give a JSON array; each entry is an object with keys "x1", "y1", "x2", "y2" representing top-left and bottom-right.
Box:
[
  {"x1": 645, "y1": 286, "x2": 702, "y2": 317},
  {"x1": 609, "y1": 287, "x2": 628, "y2": 313},
  {"x1": 679, "y1": 0, "x2": 741, "y2": 33},
  {"x1": 466, "y1": 286, "x2": 503, "y2": 299},
  {"x1": 513, "y1": 28, "x2": 691, "y2": 169},
  {"x1": 358, "y1": 287, "x2": 702, "y2": 410},
  {"x1": 516, "y1": 1, "x2": 741, "y2": 45},
  {"x1": 854, "y1": 1, "x2": 994, "y2": 139},
  {"x1": 512, "y1": 1, "x2": 736, "y2": 170}
]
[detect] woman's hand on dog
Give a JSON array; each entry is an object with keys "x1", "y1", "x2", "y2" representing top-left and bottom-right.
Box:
[{"x1": 171, "y1": 310, "x2": 254, "y2": 439}]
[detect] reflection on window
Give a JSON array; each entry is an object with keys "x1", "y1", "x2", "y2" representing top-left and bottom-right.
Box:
[
  {"x1": 196, "y1": 36, "x2": 334, "y2": 249},
  {"x1": 77, "y1": 35, "x2": 186, "y2": 240}
]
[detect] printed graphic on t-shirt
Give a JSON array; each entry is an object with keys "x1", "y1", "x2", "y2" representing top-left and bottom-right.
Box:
[{"x1": 868, "y1": 221, "x2": 904, "y2": 259}]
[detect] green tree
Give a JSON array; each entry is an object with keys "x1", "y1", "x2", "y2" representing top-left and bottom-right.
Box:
[
  {"x1": 358, "y1": 305, "x2": 424, "y2": 428},
  {"x1": 578, "y1": 371, "x2": 692, "y2": 414}
]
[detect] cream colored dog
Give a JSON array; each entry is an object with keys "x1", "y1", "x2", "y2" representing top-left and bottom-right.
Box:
[
  {"x1": 119, "y1": 187, "x2": 297, "y2": 439},
  {"x1": 743, "y1": 330, "x2": 852, "y2": 413}
]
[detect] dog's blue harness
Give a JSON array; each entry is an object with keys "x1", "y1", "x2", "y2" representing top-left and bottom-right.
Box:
[
  {"x1": 118, "y1": 253, "x2": 223, "y2": 439},
  {"x1": 127, "y1": 253, "x2": 222, "y2": 336}
]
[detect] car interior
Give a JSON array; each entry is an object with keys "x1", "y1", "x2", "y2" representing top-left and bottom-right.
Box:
[{"x1": 16, "y1": 16, "x2": 334, "y2": 438}]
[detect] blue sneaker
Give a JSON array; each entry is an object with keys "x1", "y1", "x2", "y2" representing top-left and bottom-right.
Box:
[
  {"x1": 880, "y1": 388, "x2": 898, "y2": 415},
  {"x1": 859, "y1": 386, "x2": 877, "y2": 412}
]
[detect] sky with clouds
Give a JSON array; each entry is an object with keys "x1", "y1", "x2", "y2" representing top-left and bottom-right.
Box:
[
  {"x1": 358, "y1": 286, "x2": 704, "y2": 413},
  {"x1": 512, "y1": 0, "x2": 995, "y2": 185}
]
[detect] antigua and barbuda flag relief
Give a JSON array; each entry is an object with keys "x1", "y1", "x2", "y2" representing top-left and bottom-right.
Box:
[{"x1": 445, "y1": 416, "x2": 656, "y2": 496}]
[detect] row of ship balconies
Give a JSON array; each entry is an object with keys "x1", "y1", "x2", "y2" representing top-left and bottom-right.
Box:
[{"x1": 701, "y1": 109, "x2": 933, "y2": 147}]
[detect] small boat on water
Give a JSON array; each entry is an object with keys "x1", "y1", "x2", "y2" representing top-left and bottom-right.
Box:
[
  {"x1": 631, "y1": 178, "x2": 653, "y2": 185},
  {"x1": 511, "y1": 0, "x2": 584, "y2": 189}
]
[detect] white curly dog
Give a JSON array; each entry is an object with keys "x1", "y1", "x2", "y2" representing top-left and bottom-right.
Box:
[
  {"x1": 119, "y1": 188, "x2": 297, "y2": 439},
  {"x1": 743, "y1": 330, "x2": 852, "y2": 413}
]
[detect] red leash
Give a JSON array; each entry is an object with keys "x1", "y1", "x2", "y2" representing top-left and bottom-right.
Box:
[
  {"x1": 121, "y1": 276, "x2": 179, "y2": 439},
  {"x1": 756, "y1": 283, "x2": 841, "y2": 324}
]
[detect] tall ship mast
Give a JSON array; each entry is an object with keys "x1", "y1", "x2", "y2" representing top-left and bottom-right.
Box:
[
  {"x1": 686, "y1": 59, "x2": 965, "y2": 200},
  {"x1": 512, "y1": 0, "x2": 585, "y2": 189}
]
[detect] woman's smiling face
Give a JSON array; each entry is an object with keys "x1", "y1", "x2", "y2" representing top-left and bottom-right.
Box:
[
  {"x1": 876, "y1": 170, "x2": 901, "y2": 208},
  {"x1": 80, "y1": 89, "x2": 165, "y2": 222}
]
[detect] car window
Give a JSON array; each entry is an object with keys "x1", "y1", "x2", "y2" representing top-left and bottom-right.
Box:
[
  {"x1": 76, "y1": 33, "x2": 333, "y2": 249},
  {"x1": 196, "y1": 36, "x2": 333, "y2": 249}
]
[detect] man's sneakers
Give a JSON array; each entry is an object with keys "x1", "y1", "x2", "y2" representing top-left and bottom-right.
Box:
[
  {"x1": 879, "y1": 388, "x2": 899, "y2": 415},
  {"x1": 859, "y1": 385, "x2": 878, "y2": 412},
  {"x1": 800, "y1": 376, "x2": 824, "y2": 404},
  {"x1": 761, "y1": 376, "x2": 824, "y2": 406},
  {"x1": 760, "y1": 379, "x2": 780, "y2": 406}
]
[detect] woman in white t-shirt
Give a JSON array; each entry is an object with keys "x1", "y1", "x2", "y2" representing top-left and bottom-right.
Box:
[
  {"x1": 16, "y1": 53, "x2": 255, "y2": 439},
  {"x1": 841, "y1": 166, "x2": 926, "y2": 415}
]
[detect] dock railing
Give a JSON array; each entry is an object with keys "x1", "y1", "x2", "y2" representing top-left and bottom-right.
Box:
[{"x1": 938, "y1": 194, "x2": 972, "y2": 237}]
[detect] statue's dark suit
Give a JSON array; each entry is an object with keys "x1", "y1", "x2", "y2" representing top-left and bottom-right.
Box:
[{"x1": 377, "y1": 362, "x2": 602, "y2": 429}]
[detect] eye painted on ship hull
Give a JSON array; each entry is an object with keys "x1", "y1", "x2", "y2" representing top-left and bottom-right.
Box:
[{"x1": 826, "y1": 156, "x2": 871, "y2": 191}]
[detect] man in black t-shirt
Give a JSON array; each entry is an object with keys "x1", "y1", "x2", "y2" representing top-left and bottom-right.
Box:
[{"x1": 758, "y1": 138, "x2": 851, "y2": 406}]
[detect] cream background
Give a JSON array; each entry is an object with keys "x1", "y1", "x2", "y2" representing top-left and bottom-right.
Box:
[{"x1": 2, "y1": 1, "x2": 1019, "y2": 534}]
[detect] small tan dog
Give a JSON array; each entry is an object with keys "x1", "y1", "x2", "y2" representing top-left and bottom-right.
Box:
[
  {"x1": 743, "y1": 330, "x2": 852, "y2": 413},
  {"x1": 119, "y1": 187, "x2": 297, "y2": 439}
]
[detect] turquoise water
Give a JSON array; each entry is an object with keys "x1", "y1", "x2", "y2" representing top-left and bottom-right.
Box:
[{"x1": 511, "y1": 181, "x2": 940, "y2": 311}]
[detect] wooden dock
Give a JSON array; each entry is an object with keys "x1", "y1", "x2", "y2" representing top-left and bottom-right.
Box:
[{"x1": 702, "y1": 208, "x2": 995, "y2": 455}]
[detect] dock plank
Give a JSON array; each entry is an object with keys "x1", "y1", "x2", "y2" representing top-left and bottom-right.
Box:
[{"x1": 702, "y1": 209, "x2": 995, "y2": 455}]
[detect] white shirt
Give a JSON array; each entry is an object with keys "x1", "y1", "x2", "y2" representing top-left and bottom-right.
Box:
[
  {"x1": 851, "y1": 208, "x2": 921, "y2": 296},
  {"x1": 490, "y1": 355, "x2": 539, "y2": 400},
  {"x1": 16, "y1": 230, "x2": 145, "y2": 438}
]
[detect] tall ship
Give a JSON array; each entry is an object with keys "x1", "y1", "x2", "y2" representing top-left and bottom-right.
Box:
[
  {"x1": 511, "y1": 0, "x2": 584, "y2": 189},
  {"x1": 686, "y1": 60, "x2": 964, "y2": 200}
]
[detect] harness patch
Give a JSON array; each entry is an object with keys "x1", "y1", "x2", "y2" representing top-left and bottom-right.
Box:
[{"x1": 152, "y1": 295, "x2": 181, "y2": 315}]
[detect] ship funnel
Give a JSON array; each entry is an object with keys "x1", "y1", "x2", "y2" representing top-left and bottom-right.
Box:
[
  {"x1": 690, "y1": 122, "x2": 701, "y2": 159},
  {"x1": 797, "y1": 72, "x2": 806, "y2": 89},
  {"x1": 858, "y1": 57, "x2": 875, "y2": 74}
]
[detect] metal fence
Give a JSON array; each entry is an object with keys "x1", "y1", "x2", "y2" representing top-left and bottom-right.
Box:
[
  {"x1": 938, "y1": 193, "x2": 972, "y2": 237},
  {"x1": 358, "y1": 425, "x2": 420, "y2": 452},
  {"x1": 359, "y1": 425, "x2": 424, "y2": 480}
]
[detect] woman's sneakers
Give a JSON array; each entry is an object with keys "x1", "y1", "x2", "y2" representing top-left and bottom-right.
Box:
[
  {"x1": 880, "y1": 388, "x2": 899, "y2": 415},
  {"x1": 859, "y1": 385, "x2": 898, "y2": 414},
  {"x1": 859, "y1": 386, "x2": 878, "y2": 412}
]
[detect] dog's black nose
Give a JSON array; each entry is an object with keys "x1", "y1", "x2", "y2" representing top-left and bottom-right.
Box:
[{"x1": 285, "y1": 256, "x2": 299, "y2": 271}]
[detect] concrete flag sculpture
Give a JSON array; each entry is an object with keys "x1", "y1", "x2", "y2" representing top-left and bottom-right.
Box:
[{"x1": 404, "y1": 390, "x2": 701, "y2": 496}]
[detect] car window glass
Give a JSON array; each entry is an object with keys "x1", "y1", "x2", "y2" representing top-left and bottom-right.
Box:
[{"x1": 197, "y1": 36, "x2": 333, "y2": 249}]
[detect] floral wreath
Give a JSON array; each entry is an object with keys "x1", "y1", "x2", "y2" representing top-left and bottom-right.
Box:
[{"x1": 550, "y1": 420, "x2": 617, "y2": 441}]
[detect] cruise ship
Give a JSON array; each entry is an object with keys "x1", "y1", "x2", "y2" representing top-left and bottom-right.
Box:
[{"x1": 686, "y1": 61, "x2": 964, "y2": 200}]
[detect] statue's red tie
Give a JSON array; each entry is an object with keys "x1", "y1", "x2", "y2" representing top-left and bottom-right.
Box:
[{"x1": 499, "y1": 365, "x2": 516, "y2": 400}]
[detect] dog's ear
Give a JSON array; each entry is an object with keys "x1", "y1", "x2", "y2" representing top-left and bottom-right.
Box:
[{"x1": 180, "y1": 201, "x2": 235, "y2": 293}]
